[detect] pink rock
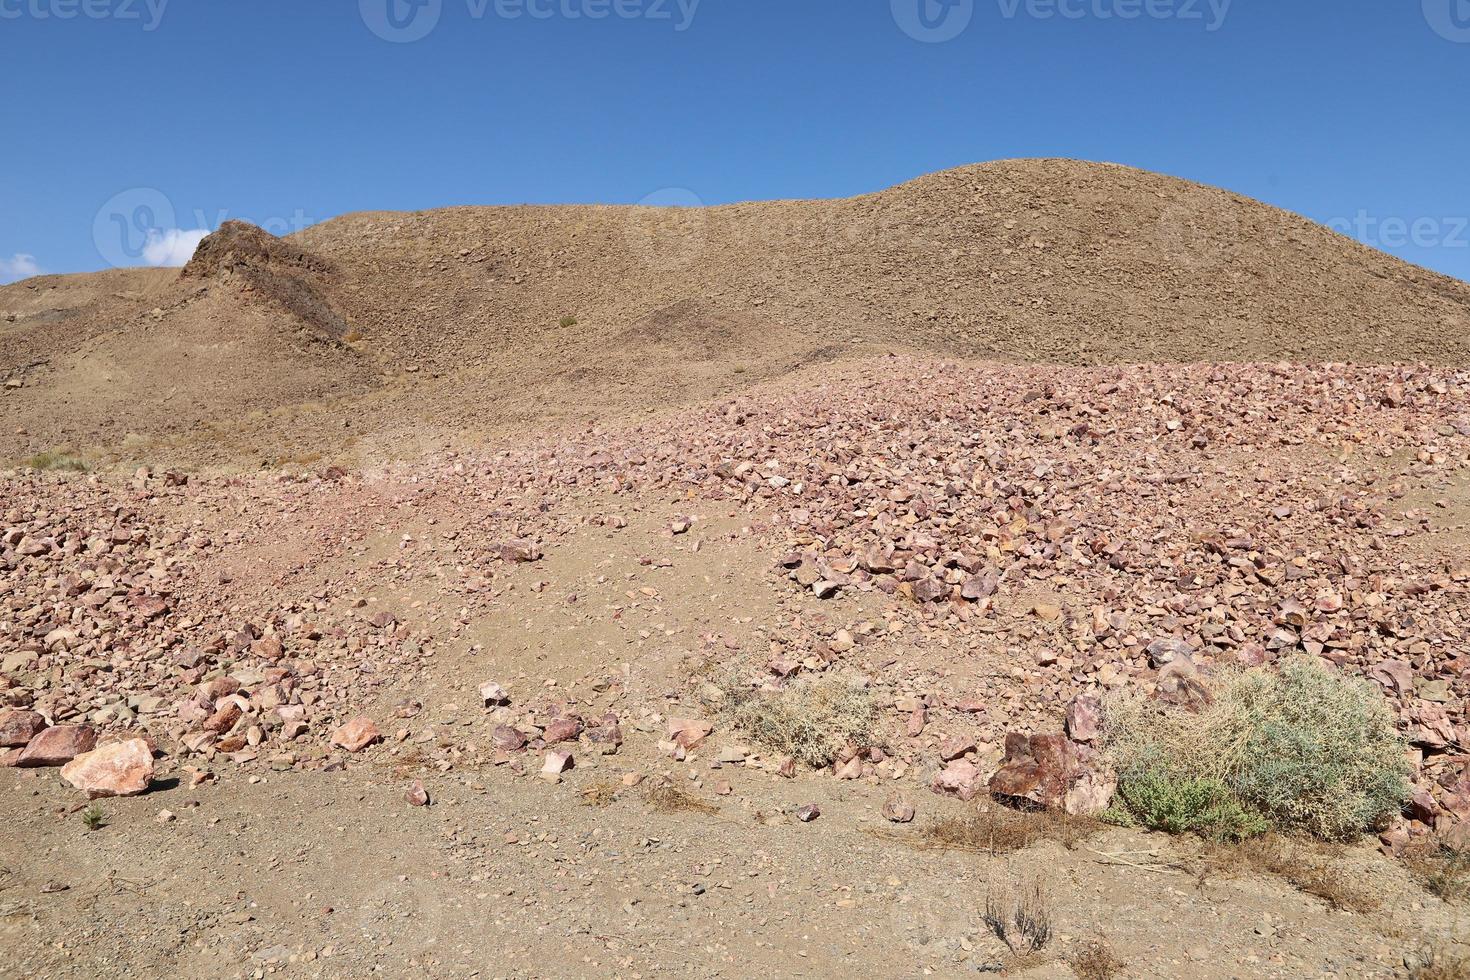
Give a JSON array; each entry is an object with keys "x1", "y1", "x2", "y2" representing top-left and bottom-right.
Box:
[
  {"x1": 478, "y1": 681, "x2": 510, "y2": 706},
  {"x1": 60, "y1": 739, "x2": 153, "y2": 799},
  {"x1": 939, "y1": 735, "x2": 977, "y2": 761},
  {"x1": 834, "y1": 756, "x2": 863, "y2": 779},
  {"x1": 17, "y1": 725, "x2": 96, "y2": 768},
  {"x1": 1065, "y1": 695, "x2": 1103, "y2": 744},
  {"x1": 795, "y1": 803, "x2": 821, "y2": 822},
  {"x1": 540, "y1": 751, "x2": 574, "y2": 781},
  {"x1": 668, "y1": 718, "x2": 713, "y2": 750},
  {"x1": 988, "y1": 732, "x2": 1077, "y2": 809},
  {"x1": 931, "y1": 759, "x2": 985, "y2": 801},
  {"x1": 405, "y1": 780, "x2": 429, "y2": 807},
  {"x1": 492, "y1": 725, "x2": 527, "y2": 752},
  {"x1": 881, "y1": 794, "x2": 916, "y2": 823},
  {"x1": 543, "y1": 716, "x2": 585, "y2": 745},
  {"x1": 331, "y1": 717, "x2": 381, "y2": 753},
  {"x1": 0, "y1": 709, "x2": 45, "y2": 748},
  {"x1": 494, "y1": 540, "x2": 542, "y2": 563}
]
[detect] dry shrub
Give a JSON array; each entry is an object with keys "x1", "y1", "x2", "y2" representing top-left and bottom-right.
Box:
[
  {"x1": 1105, "y1": 656, "x2": 1409, "y2": 840},
  {"x1": 1069, "y1": 939, "x2": 1125, "y2": 980},
  {"x1": 723, "y1": 674, "x2": 874, "y2": 768},
  {"x1": 579, "y1": 781, "x2": 619, "y2": 807},
  {"x1": 1195, "y1": 836, "x2": 1378, "y2": 914},
  {"x1": 917, "y1": 805, "x2": 1098, "y2": 855},
  {"x1": 1405, "y1": 840, "x2": 1470, "y2": 902},
  {"x1": 983, "y1": 878, "x2": 1052, "y2": 955},
  {"x1": 22, "y1": 451, "x2": 88, "y2": 472},
  {"x1": 645, "y1": 782, "x2": 718, "y2": 815},
  {"x1": 1412, "y1": 947, "x2": 1470, "y2": 980}
]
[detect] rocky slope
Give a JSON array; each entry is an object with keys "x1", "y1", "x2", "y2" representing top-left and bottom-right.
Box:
[{"x1": 3, "y1": 159, "x2": 1469, "y2": 469}]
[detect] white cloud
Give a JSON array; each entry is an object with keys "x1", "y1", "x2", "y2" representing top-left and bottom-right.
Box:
[
  {"x1": 141, "y1": 228, "x2": 209, "y2": 267},
  {"x1": 0, "y1": 253, "x2": 43, "y2": 284}
]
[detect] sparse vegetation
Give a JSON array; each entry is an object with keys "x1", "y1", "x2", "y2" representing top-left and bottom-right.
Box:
[
  {"x1": 720, "y1": 674, "x2": 874, "y2": 768},
  {"x1": 81, "y1": 805, "x2": 105, "y2": 832},
  {"x1": 1194, "y1": 836, "x2": 1379, "y2": 914},
  {"x1": 645, "y1": 782, "x2": 719, "y2": 815},
  {"x1": 1104, "y1": 656, "x2": 1409, "y2": 841},
  {"x1": 22, "y1": 450, "x2": 88, "y2": 472},
  {"x1": 983, "y1": 878, "x2": 1053, "y2": 955},
  {"x1": 910, "y1": 805, "x2": 1098, "y2": 855},
  {"x1": 1406, "y1": 840, "x2": 1470, "y2": 902},
  {"x1": 1069, "y1": 939, "x2": 1125, "y2": 980},
  {"x1": 559, "y1": 315, "x2": 578, "y2": 329},
  {"x1": 1410, "y1": 947, "x2": 1470, "y2": 980},
  {"x1": 579, "y1": 781, "x2": 619, "y2": 807}
]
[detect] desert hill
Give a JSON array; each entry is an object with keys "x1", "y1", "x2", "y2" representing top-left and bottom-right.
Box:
[{"x1": 3, "y1": 158, "x2": 1468, "y2": 467}]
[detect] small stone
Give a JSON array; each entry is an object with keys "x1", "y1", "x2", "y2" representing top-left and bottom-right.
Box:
[
  {"x1": 478, "y1": 681, "x2": 510, "y2": 706},
  {"x1": 540, "y1": 751, "x2": 574, "y2": 782},
  {"x1": 881, "y1": 794, "x2": 915, "y2": 823},
  {"x1": 405, "y1": 780, "x2": 429, "y2": 807},
  {"x1": 795, "y1": 803, "x2": 821, "y2": 822}
]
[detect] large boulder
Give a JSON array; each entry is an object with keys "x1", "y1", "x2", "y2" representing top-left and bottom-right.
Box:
[
  {"x1": 60, "y1": 739, "x2": 154, "y2": 798},
  {"x1": 988, "y1": 731, "x2": 1115, "y2": 816},
  {"x1": 16, "y1": 725, "x2": 96, "y2": 767}
]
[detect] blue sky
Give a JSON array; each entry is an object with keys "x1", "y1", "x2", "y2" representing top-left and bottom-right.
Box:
[{"x1": 2, "y1": 0, "x2": 1468, "y2": 283}]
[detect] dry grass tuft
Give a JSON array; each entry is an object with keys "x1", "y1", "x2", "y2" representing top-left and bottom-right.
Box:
[
  {"x1": 579, "y1": 781, "x2": 619, "y2": 807},
  {"x1": 1411, "y1": 947, "x2": 1470, "y2": 980},
  {"x1": 1069, "y1": 939, "x2": 1125, "y2": 980},
  {"x1": 912, "y1": 805, "x2": 1099, "y2": 855},
  {"x1": 1195, "y1": 836, "x2": 1378, "y2": 914},
  {"x1": 721, "y1": 674, "x2": 874, "y2": 768},
  {"x1": 22, "y1": 450, "x2": 88, "y2": 472},
  {"x1": 1405, "y1": 840, "x2": 1470, "y2": 903},
  {"x1": 983, "y1": 878, "x2": 1053, "y2": 955},
  {"x1": 645, "y1": 782, "x2": 719, "y2": 815}
]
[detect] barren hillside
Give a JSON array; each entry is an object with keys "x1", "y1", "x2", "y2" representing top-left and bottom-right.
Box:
[{"x1": 3, "y1": 159, "x2": 1468, "y2": 469}]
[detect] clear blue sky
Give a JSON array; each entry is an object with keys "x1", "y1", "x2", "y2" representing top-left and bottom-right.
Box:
[{"x1": 2, "y1": 0, "x2": 1468, "y2": 283}]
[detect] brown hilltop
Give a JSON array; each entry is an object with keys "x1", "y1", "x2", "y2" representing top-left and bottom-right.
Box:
[{"x1": 2, "y1": 158, "x2": 1467, "y2": 467}]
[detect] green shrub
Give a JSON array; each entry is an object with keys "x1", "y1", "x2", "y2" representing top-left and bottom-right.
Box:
[
  {"x1": 1105, "y1": 656, "x2": 1409, "y2": 841},
  {"x1": 23, "y1": 451, "x2": 88, "y2": 472},
  {"x1": 723, "y1": 674, "x2": 874, "y2": 768},
  {"x1": 1114, "y1": 773, "x2": 1268, "y2": 842}
]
